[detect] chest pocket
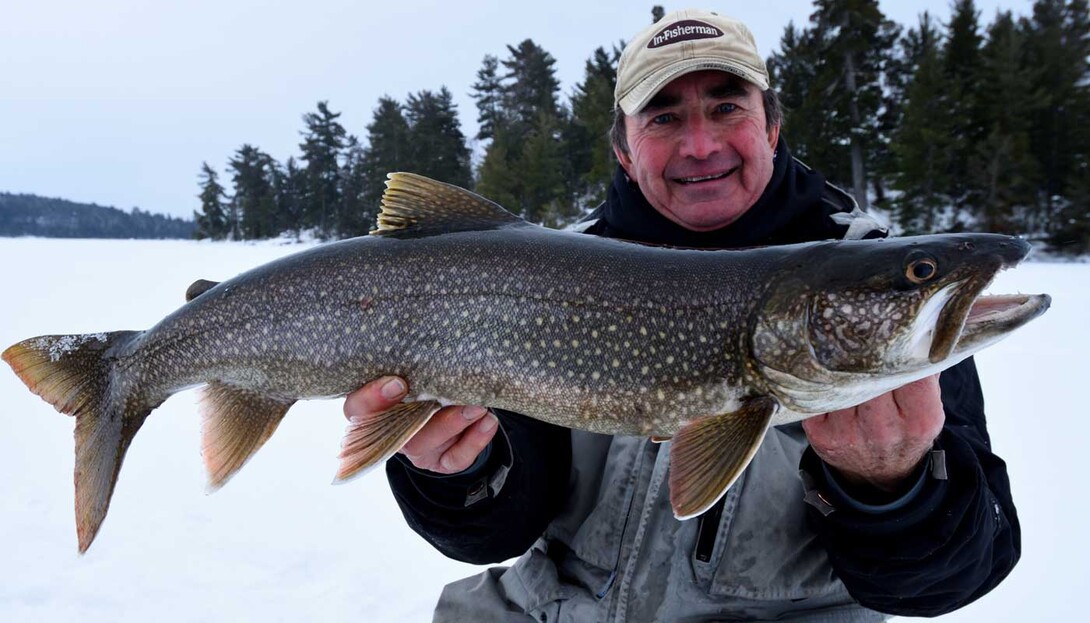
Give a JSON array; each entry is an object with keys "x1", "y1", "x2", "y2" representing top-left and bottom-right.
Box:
[{"x1": 694, "y1": 424, "x2": 849, "y2": 602}]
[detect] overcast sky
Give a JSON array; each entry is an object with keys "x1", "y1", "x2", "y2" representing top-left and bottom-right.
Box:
[{"x1": 2, "y1": 1, "x2": 1033, "y2": 219}]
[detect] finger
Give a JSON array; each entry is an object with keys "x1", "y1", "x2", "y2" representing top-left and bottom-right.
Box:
[
  {"x1": 891, "y1": 374, "x2": 942, "y2": 414},
  {"x1": 890, "y1": 374, "x2": 945, "y2": 439},
  {"x1": 437, "y1": 413, "x2": 500, "y2": 473},
  {"x1": 401, "y1": 405, "x2": 488, "y2": 459},
  {"x1": 802, "y1": 408, "x2": 852, "y2": 446},
  {"x1": 343, "y1": 376, "x2": 407, "y2": 421}
]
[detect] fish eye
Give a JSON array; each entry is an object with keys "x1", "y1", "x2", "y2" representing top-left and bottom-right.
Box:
[{"x1": 906, "y1": 258, "x2": 938, "y2": 284}]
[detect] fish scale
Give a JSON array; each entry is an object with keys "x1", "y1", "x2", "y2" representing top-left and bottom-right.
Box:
[{"x1": 2, "y1": 172, "x2": 1050, "y2": 550}]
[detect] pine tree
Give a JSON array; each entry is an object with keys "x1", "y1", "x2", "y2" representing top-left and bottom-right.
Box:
[
  {"x1": 872, "y1": 23, "x2": 914, "y2": 210},
  {"x1": 299, "y1": 101, "x2": 347, "y2": 237},
  {"x1": 568, "y1": 45, "x2": 622, "y2": 210},
  {"x1": 338, "y1": 135, "x2": 372, "y2": 237},
  {"x1": 471, "y1": 55, "x2": 505, "y2": 142},
  {"x1": 768, "y1": 22, "x2": 825, "y2": 163},
  {"x1": 807, "y1": 0, "x2": 901, "y2": 210},
  {"x1": 942, "y1": 0, "x2": 986, "y2": 212},
  {"x1": 1050, "y1": 164, "x2": 1090, "y2": 252},
  {"x1": 405, "y1": 87, "x2": 472, "y2": 187},
  {"x1": 890, "y1": 13, "x2": 957, "y2": 234},
  {"x1": 361, "y1": 96, "x2": 412, "y2": 223},
  {"x1": 971, "y1": 11, "x2": 1041, "y2": 234},
  {"x1": 194, "y1": 162, "x2": 228, "y2": 240},
  {"x1": 1023, "y1": 0, "x2": 1090, "y2": 232},
  {"x1": 500, "y1": 39, "x2": 562, "y2": 141},
  {"x1": 475, "y1": 39, "x2": 568, "y2": 224},
  {"x1": 475, "y1": 127, "x2": 520, "y2": 210},
  {"x1": 228, "y1": 145, "x2": 277, "y2": 239},
  {"x1": 517, "y1": 111, "x2": 568, "y2": 224},
  {"x1": 272, "y1": 157, "x2": 306, "y2": 239}
]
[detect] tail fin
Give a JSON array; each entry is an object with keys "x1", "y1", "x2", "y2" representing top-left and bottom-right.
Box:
[{"x1": 3, "y1": 331, "x2": 149, "y2": 553}]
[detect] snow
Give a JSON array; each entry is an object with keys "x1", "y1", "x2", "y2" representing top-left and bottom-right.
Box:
[{"x1": 0, "y1": 237, "x2": 1084, "y2": 622}]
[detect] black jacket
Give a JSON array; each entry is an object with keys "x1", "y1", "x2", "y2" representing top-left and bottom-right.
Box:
[{"x1": 386, "y1": 141, "x2": 1020, "y2": 616}]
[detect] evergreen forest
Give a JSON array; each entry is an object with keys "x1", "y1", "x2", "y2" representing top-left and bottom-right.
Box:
[
  {"x1": 0, "y1": 193, "x2": 194, "y2": 239},
  {"x1": 186, "y1": 0, "x2": 1090, "y2": 255}
]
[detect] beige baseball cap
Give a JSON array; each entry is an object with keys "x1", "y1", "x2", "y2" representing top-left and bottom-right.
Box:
[{"x1": 615, "y1": 9, "x2": 770, "y2": 115}]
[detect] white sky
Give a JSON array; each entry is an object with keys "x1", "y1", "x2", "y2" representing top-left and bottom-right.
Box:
[{"x1": 1, "y1": 0, "x2": 1033, "y2": 219}]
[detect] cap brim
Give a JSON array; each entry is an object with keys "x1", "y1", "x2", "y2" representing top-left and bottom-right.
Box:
[{"x1": 617, "y1": 59, "x2": 770, "y2": 115}]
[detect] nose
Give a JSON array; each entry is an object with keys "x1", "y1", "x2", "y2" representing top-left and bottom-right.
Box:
[{"x1": 678, "y1": 116, "x2": 721, "y2": 160}]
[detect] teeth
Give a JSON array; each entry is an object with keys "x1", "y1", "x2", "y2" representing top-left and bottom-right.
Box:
[{"x1": 677, "y1": 171, "x2": 730, "y2": 183}]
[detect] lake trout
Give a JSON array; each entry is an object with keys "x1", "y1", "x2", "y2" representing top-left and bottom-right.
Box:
[{"x1": 3, "y1": 173, "x2": 1050, "y2": 552}]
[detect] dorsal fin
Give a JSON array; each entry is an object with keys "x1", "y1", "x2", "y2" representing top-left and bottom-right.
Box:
[
  {"x1": 185, "y1": 279, "x2": 220, "y2": 302},
  {"x1": 371, "y1": 172, "x2": 528, "y2": 238}
]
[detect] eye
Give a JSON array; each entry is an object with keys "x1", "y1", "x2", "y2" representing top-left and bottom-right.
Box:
[
  {"x1": 651, "y1": 113, "x2": 674, "y2": 125},
  {"x1": 906, "y1": 258, "x2": 938, "y2": 284},
  {"x1": 716, "y1": 103, "x2": 737, "y2": 114}
]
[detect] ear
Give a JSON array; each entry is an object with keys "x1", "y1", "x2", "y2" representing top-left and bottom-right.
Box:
[
  {"x1": 614, "y1": 143, "x2": 634, "y2": 179},
  {"x1": 767, "y1": 123, "x2": 781, "y2": 151}
]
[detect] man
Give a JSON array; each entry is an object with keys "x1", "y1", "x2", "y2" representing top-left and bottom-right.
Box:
[{"x1": 345, "y1": 9, "x2": 1019, "y2": 622}]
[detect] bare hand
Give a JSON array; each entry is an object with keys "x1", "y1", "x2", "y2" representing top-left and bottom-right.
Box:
[
  {"x1": 801, "y1": 375, "x2": 944, "y2": 493},
  {"x1": 343, "y1": 376, "x2": 498, "y2": 474}
]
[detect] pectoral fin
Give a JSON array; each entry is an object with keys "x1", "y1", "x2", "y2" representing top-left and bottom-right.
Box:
[
  {"x1": 200, "y1": 382, "x2": 295, "y2": 490},
  {"x1": 668, "y1": 396, "x2": 776, "y2": 520},
  {"x1": 335, "y1": 399, "x2": 441, "y2": 482}
]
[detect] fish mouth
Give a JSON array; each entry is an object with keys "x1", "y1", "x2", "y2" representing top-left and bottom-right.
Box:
[
  {"x1": 929, "y1": 266, "x2": 1051, "y2": 363},
  {"x1": 673, "y1": 167, "x2": 738, "y2": 185},
  {"x1": 951, "y1": 292, "x2": 1051, "y2": 356}
]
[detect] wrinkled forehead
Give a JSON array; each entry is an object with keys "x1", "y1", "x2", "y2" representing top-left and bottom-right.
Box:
[{"x1": 639, "y1": 71, "x2": 756, "y2": 113}]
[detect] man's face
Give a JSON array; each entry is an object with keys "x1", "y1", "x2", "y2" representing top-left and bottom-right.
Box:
[{"x1": 615, "y1": 70, "x2": 780, "y2": 232}]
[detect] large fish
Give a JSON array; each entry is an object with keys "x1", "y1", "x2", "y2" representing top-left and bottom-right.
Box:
[{"x1": 4, "y1": 173, "x2": 1050, "y2": 552}]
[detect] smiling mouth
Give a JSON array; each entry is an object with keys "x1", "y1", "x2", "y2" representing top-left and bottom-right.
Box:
[{"x1": 674, "y1": 168, "x2": 737, "y2": 184}]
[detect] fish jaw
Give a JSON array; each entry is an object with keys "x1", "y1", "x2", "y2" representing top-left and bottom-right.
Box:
[
  {"x1": 950, "y1": 292, "x2": 1052, "y2": 359},
  {"x1": 925, "y1": 240, "x2": 1050, "y2": 363}
]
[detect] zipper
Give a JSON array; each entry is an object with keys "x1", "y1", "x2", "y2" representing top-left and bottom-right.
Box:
[
  {"x1": 596, "y1": 444, "x2": 647, "y2": 599},
  {"x1": 694, "y1": 496, "x2": 726, "y2": 563}
]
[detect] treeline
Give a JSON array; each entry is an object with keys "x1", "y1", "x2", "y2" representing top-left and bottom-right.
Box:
[
  {"x1": 771, "y1": 0, "x2": 1090, "y2": 253},
  {"x1": 194, "y1": 39, "x2": 619, "y2": 241},
  {"x1": 196, "y1": 0, "x2": 1090, "y2": 254},
  {"x1": 0, "y1": 193, "x2": 194, "y2": 239}
]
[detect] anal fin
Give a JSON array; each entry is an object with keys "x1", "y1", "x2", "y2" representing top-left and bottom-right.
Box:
[
  {"x1": 200, "y1": 381, "x2": 295, "y2": 490},
  {"x1": 335, "y1": 399, "x2": 440, "y2": 482},
  {"x1": 669, "y1": 396, "x2": 776, "y2": 520}
]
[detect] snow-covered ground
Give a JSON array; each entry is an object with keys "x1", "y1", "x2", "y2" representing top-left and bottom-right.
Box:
[{"x1": 0, "y1": 238, "x2": 1083, "y2": 622}]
